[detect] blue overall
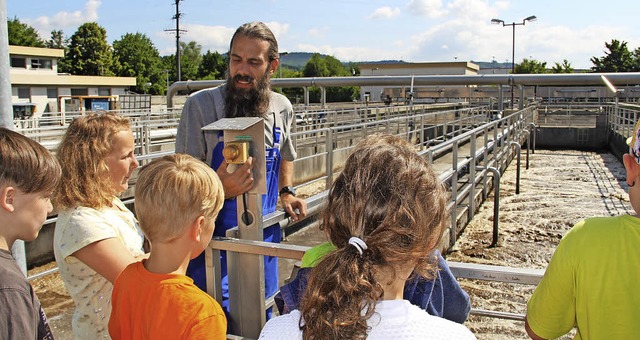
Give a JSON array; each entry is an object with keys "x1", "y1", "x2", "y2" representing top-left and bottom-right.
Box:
[{"x1": 186, "y1": 121, "x2": 282, "y2": 320}]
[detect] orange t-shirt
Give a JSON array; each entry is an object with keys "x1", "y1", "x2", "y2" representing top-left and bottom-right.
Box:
[{"x1": 109, "y1": 261, "x2": 226, "y2": 340}]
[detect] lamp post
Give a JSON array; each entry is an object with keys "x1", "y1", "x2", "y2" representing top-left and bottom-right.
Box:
[{"x1": 492, "y1": 15, "x2": 536, "y2": 108}]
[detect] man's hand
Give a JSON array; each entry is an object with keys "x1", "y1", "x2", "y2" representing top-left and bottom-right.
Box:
[
  {"x1": 216, "y1": 157, "x2": 254, "y2": 199},
  {"x1": 281, "y1": 193, "x2": 307, "y2": 222}
]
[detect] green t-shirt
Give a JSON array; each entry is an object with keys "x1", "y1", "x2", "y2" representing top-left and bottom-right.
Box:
[
  {"x1": 301, "y1": 242, "x2": 336, "y2": 268},
  {"x1": 526, "y1": 215, "x2": 640, "y2": 339}
]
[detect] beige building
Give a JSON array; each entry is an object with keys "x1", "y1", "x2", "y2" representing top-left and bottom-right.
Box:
[
  {"x1": 359, "y1": 61, "x2": 480, "y2": 102},
  {"x1": 9, "y1": 45, "x2": 136, "y2": 119}
]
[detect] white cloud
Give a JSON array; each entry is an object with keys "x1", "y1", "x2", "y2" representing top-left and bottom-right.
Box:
[
  {"x1": 308, "y1": 26, "x2": 329, "y2": 39},
  {"x1": 157, "y1": 22, "x2": 291, "y2": 56},
  {"x1": 369, "y1": 6, "x2": 401, "y2": 19},
  {"x1": 178, "y1": 24, "x2": 236, "y2": 53},
  {"x1": 25, "y1": 0, "x2": 101, "y2": 37},
  {"x1": 264, "y1": 21, "x2": 290, "y2": 42},
  {"x1": 407, "y1": 0, "x2": 447, "y2": 18}
]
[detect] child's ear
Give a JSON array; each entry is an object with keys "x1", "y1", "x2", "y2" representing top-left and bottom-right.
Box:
[
  {"x1": 0, "y1": 186, "x2": 16, "y2": 213},
  {"x1": 190, "y1": 215, "x2": 206, "y2": 242}
]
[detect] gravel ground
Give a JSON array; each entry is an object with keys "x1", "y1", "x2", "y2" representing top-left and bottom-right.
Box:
[{"x1": 31, "y1": 149, "x2": 631, "y2": 339}]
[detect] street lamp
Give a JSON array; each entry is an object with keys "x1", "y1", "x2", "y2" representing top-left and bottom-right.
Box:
[{"x1": 492, "y1": 15, "x2": 536, "y2": 108}]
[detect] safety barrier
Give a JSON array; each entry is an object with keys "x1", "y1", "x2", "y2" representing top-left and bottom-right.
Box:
[
  {"x1": 205, "y1": 237, "x2": 544, "y2": 339},
  {"x1": 206, "y1": 106, "x2": 537, "y2": 338}
]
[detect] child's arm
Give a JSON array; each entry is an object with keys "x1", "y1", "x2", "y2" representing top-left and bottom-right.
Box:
[{"x1": 73, "y1": 238, "x2": 141, "y2": 283}]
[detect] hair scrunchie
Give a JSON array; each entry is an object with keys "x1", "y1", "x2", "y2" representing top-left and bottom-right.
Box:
[{"x1": 348, "y1": 236, "x2": 368, "y2": 255}]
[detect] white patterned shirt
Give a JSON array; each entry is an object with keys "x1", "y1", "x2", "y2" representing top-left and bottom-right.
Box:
[{"x1": 54, "y1": 197, "x2": 144, "y2": 339}]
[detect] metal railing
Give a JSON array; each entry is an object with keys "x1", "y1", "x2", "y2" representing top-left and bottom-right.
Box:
[{"x1": 206, "y1": 106, "x2": 537, "y2": 337}]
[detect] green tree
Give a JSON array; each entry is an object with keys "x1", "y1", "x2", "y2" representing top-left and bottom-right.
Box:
[
  {"x1": 112, "y1": 32, "x2": 164, "y2": 94},
  {"x1": 46, "y1": 30, "x2": 71, "y2": 73},
  {"x1": 198, "y1": 50, "x2": 226, "y2": 80},
  {"x1": 551, "y1": 59, "x2": 574, "y2": 73},
  {"x1": 7, "y1": 17, "x2": 45, "y2": 47},
  {"x1": 46, "y1": 30, "x2": 67, "y2": 49},
  {"x1": 180, "y1": 41, "x2": 202, "y2": 80},
  {"x1": 303, "y1": 53, "x2": 330, "y2": 77},
  {"x1": 64, "y1": 22, "x2": 114, "y2": 76},
  {"x1": 514, "y1": 58, "x2": 547, "y2": 74},
  {"x1": 591, "y1": 39, "x2": 634, "y2": 72},
  {"x1": 303, "y1": 53, "x2": 359, "y2": 102}
]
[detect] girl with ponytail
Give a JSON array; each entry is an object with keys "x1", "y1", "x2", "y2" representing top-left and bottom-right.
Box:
[{"x1": 260, "y1": 134, "x2": 475, "y2": 339}]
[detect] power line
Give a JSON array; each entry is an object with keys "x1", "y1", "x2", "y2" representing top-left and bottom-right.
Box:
[{"x1": 164, "y1": 0, "x2": 187, "y2": 81}]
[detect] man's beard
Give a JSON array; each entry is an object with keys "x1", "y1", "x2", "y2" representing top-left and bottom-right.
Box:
[{"x1": 225, "y1": 68, "x2": 271, "y2": 118}]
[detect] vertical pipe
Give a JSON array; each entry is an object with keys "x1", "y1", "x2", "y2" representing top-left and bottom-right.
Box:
[
  {"x1": 325, "y1": 128, "x2": 334, "y2": 188},
  {"x1": 469, "y1": 132, "x2": 477, "y2": 220},
  {"x1": 528, "y1": 122, "x2": 536, "y2": 154},
  {"x1": 1, "y1": 0, "x2": 28, "y2": 276},
  {"x1": 510, "y1": 24, "x2": 515, "y2": 109},
  {"x1": 0, "y1": 0, "x2": 12, "y2": 129},
  {"x1": 509, "y1": 141, "x2": 521, "y2": 194},
  {"x1": 450, "y1": 142, "x2": 459, "y2": 247},
  {"x1": 486, "y1": 167, "x2": 501, "y2": 247}
]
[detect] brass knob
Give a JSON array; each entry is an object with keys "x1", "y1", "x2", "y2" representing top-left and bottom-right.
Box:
[{"x1": 222, "y1": 145, "x2": 239, "y2": 160}]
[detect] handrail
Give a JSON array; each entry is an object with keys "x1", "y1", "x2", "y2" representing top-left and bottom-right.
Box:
[{"x1": 166, "y1": 73, "x2": 640, "y2": 107}]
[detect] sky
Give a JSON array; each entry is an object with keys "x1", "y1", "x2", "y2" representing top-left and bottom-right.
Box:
[{"x1": 6, "y1": 0, "x2": 640, "y2": 69}]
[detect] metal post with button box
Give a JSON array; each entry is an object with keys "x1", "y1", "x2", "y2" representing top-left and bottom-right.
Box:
[{"x1": 202, "y1": 117, "x2": 267, "y2": 338}]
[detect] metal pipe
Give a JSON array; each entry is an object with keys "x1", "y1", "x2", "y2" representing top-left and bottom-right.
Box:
[
  {"x1": 521, "y1": 130, "x2": 530, "y2": 169},
  {"x1": 1, "y1": 0, "x2": 28, "y2": 276},
  {"x1": 509, "y1": 141, "x2": 521, "y2": 194},
  {"x1": 528, "y1": 122, "x2": 537, "y2": 154},
  {"x1": 166, "y1": 73, "x2": 640, "y2": 107},
  {"x1": 0, "y1": 0, "x2": 12, "y2": 129},
  {"x1": 470, "y1": 308, "x2": 525, "y2": 321},
  {"x1": 478, "y1": 166, "x2": 501, "y2": 247}
]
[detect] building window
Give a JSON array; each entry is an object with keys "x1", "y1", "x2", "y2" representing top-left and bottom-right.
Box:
[
  {"x1": 70, "y1": 88, "x2": 88, "y2": 96},
  {"x1": 98, "y1": 88, "x2": 111, "y2": 96},
  {"x1": 31, "y1": 58, "x2": 52, "y2": 69},
  {"x1": 17, "y1": 87, "x2": 30, "y2": 99},
  {"x1": 10, "y1": 57, "x2": 26, "y2": 68},
  {"x1": 47, "y1": 88, "x2": 58, "y2": 99}
]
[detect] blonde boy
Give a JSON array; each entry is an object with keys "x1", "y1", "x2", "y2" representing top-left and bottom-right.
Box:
[
  {"x1": 0, "y1": 127, "x2": 61, "y2": 339},
  {"x1": 108, "y1": 154, "x2": 226, "y2": 339}
]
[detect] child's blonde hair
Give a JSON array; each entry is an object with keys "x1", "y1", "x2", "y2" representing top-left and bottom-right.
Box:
[
  {"x1": 135, "y1": 154, "x2": 224, "y2": 242},
  {"x1": 55, "y1": 112, "x2": 131, "y2": 209},
  {"x1": 0, "y1": 127, "x2": 61, "y2": 193}
]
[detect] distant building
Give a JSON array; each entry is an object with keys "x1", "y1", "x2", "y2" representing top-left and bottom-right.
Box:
[
  {"x1": 9, "y1": 45, "x2": 136, "y2": 120},
  {"x1": 358, "y1": 61, "x2": 480, "y2": 102}
]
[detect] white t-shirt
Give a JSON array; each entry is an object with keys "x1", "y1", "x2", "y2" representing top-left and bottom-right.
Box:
[
  {"x1": 259, "y1": 299, "x2": 476, "y2": 339},
  {"x1": 54, "y1": 197, "x2": 144, "y2": 339}
]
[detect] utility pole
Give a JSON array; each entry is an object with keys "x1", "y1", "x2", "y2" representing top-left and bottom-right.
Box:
[{"x1": 165, "y1": 0, "x2": 187, "y2": 81}]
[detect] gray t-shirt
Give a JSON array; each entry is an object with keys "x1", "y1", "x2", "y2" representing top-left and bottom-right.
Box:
[
  {"x1": 0, "y1": 249, "x2": 54, "y2": 340},
  {"x1": 176, "y1": 84, "x2": 297, "y2": 166}
]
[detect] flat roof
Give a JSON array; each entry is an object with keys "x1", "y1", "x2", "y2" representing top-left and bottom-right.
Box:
[
  {"x1": 9, "y1": 45, "x2": 65, "y2": 58},
  {"x1": 11, "y1": 73, "x2": 136, "y2": 86}
]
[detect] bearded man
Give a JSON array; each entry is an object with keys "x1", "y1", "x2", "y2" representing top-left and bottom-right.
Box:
[{"x1": 176, "y1": 21, "x2": 307, "y2": 317}]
